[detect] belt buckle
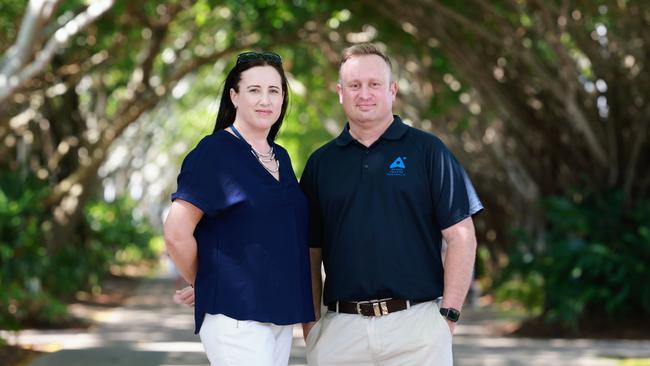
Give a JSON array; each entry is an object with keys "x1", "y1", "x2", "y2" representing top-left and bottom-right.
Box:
[
  {"x1": 356, "y1": 299, "x2": 391, "y2": 317},
  {"x1": 355, "y1": 300, "x2": 371, "y2": 316}
]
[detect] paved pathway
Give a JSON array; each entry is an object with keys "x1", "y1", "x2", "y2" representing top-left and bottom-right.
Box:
[{"x1": 3, "y1": 275, "x2": 649, "y2": 366}]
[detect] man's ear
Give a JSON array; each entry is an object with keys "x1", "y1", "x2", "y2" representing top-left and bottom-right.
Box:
[{"x1": 336, "y1": 83, "x2": 343, "y2": 104}]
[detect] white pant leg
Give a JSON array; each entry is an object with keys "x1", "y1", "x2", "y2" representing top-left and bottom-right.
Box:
[
  {"x1": 199, "y1": 314, "x2": 293, "y2": 366},
  {"x1": 271, "y1": 323, "x2": 293, "y2": 366}
]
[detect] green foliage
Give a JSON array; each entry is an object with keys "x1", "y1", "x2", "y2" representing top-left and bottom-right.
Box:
[
  {"x1": 494, "y1": 270, "x2": 545, "y2": 316},
  {"x1": 276, "y1": 46, "x2": 341, "y2": 175},
  {"x1": 0, "y1": 0, "x2": 25, "y2": 50},
  {"x1": 86, "y1": 197, "x2": 161, "y2": 266},
  {"x1": 0, "y1": 174, "x2": 64, "y2": 330},
  {"x1": 0, "y1": 173, "x2": 160, "y2": 330},
  {"x1": 43, "y1": 197, "x2": 161, "y2": 297},
  {"x1": 497, "y1": 192, "x2": 650, "y2": 328}
]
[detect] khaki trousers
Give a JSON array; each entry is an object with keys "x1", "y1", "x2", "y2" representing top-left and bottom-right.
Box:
[{"x1": 306, "y1": 301, "x2": 453, "y2": 366}]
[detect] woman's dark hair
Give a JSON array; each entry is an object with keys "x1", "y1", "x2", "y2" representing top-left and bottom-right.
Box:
[{"x1": 213, "y1": 53, "x2": 289, "y2": 142}]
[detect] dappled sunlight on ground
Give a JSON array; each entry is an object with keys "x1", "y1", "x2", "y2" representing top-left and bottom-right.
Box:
[{"x1": 3, "y1": 275, "x2": 649, "y2": 366}]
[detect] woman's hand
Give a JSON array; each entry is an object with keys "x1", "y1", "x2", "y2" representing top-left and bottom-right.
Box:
[
  {"x1": 173, "y1": 285, "x2": 195, "y2": 307},
  {"x1": 302, "y1": 321, "x2": 316, "y2": 342}
]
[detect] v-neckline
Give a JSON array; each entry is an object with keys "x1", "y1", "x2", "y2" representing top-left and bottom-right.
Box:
[{"x1": 223, "y1": 128, "x2": 282, "y2": 184}]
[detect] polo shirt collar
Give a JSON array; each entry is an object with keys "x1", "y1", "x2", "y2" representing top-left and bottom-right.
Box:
[{"x1": 335, "y1": 115, "x2": 408, "y2": 146}]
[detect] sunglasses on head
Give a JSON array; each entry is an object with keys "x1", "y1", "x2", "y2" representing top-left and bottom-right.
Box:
[{"x1": 236, "y1": 51, "x2": 282, "y2": 65}]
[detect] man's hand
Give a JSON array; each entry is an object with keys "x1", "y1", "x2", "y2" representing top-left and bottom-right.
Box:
[
  {"x1": 445, "y1": 319, "x2": 456, "y2": 335},
  {"x1": 173, "y1": 285, "x2": 195, "y2": 307}
]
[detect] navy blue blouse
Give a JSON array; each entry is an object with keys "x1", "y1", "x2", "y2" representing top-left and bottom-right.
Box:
[{"x1": 171, "y1": 129, "x2": 315, "y2": 333}]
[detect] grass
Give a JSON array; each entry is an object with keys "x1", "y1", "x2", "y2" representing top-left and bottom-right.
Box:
[{"x1": 616, "y1": 359, "x2": 650, "y2": 366}]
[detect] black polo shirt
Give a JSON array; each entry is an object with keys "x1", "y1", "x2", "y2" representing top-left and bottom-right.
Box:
[{"x1": 300, "y1": 115, "x2": 483, "y2": 305}]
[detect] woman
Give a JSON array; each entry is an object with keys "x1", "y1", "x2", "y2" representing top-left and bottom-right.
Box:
[{"x1": 164, "y1": 51, "x2": 315, "y2": 366}]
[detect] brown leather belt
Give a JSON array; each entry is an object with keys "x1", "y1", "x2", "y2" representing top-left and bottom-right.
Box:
[{"x1": 327, "y1": 299, "x2": 424, "y2": 317}]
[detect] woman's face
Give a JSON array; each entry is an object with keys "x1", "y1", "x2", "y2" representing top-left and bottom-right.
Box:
[{"x1": 230, "y1": 65, "x2": 284, "y2": 132}]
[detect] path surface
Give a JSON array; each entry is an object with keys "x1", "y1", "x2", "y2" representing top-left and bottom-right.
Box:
[{"x1": 3, "y1": 275, "x2": 649, "y2": 366}]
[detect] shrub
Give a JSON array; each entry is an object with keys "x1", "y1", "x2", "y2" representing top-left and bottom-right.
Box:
[
  {"x1": 1, "y1": 173, "x2": 160, "y2": 330},
  {"x1": 497, "y1": 191, "x2": 650, "y2": 328},
  {"x1": 0, "y1": 174, "x2": 65, "y2": 329}
]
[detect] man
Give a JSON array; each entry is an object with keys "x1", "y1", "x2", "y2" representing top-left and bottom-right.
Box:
[{"x1": 300, "y1": 43, "x2": 483, "y2": 365}]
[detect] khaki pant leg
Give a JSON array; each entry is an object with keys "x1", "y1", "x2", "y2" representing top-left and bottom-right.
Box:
[
  {"x1": 306, "y1": 311, "x2": 375, "y2": 366},
  {"x1": 375, "y1": 302, "x2": 453, "y2": 366}
]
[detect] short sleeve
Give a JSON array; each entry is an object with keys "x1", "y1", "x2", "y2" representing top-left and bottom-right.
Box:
[
  {"x1": 429, "y1": 139, "x2": 483, "y2": 230},
  {"x1": 171, "y1": 135, "x2": 236, "y2": 216},
  {"x1": 300, "y1": 155, "x2": 324, "y2": 248}
]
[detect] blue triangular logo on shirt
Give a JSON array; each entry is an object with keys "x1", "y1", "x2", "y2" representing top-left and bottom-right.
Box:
[{"x1": 389, "y1": 157, "x2": 406, "y2": 169}]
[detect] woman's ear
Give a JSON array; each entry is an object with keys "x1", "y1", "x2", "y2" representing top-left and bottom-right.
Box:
[{"x1": 230, "y1": 88, "x2": 238, "y2": 108}]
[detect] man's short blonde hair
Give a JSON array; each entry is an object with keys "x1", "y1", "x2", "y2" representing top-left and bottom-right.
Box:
[{"x1": 339, "y1": 43, "x2": 392, "y2": 73}]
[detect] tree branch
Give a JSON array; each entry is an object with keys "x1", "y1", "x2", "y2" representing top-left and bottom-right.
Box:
[
  {"x1": 0, "y1": 0, "x2": 63, "y2": 74},
  {"x1": 0, "y1": 0, "x2": 115, "y2": 104},
  {"x1": 427, "y1": 0, "x2": 505, "y2": 47},
  {"x1": 622, "y1": 105, "x2": 649, "y2": 202}
]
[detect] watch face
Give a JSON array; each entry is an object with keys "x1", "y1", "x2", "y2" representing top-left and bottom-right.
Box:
[
  {"x1": 448, "y1": 308, "x2": 460, "y2": 321},
  {"x1": 441, "y1": 307, "x2": 461, "y2": 322}
]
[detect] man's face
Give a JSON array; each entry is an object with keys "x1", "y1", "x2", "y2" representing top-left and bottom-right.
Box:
[{"x1": 337, "y1": 54, "x2": 397, "y2": 126}]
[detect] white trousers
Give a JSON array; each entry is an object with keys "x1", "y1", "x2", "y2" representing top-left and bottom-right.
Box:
[
  {"x1": 306, "y1": 301, "x2": 453, "y2": 366},
  {"x1": 199, "y1": 313, "x2": 293, "y2": 366}
]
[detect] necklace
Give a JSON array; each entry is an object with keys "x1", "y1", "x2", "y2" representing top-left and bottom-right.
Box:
[{"x1": 230, "y1": 125, "x2": 280, "y2": 174}]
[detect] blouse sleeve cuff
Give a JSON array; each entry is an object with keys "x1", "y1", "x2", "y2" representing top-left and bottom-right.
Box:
[{"x1": 171, "y1": 191, "x2": 214, "y2": 216}]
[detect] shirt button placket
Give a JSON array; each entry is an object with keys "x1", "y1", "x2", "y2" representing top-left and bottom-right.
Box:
[{"x1": 362, "y1": 148, "x2": 370, "y2": 181}]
